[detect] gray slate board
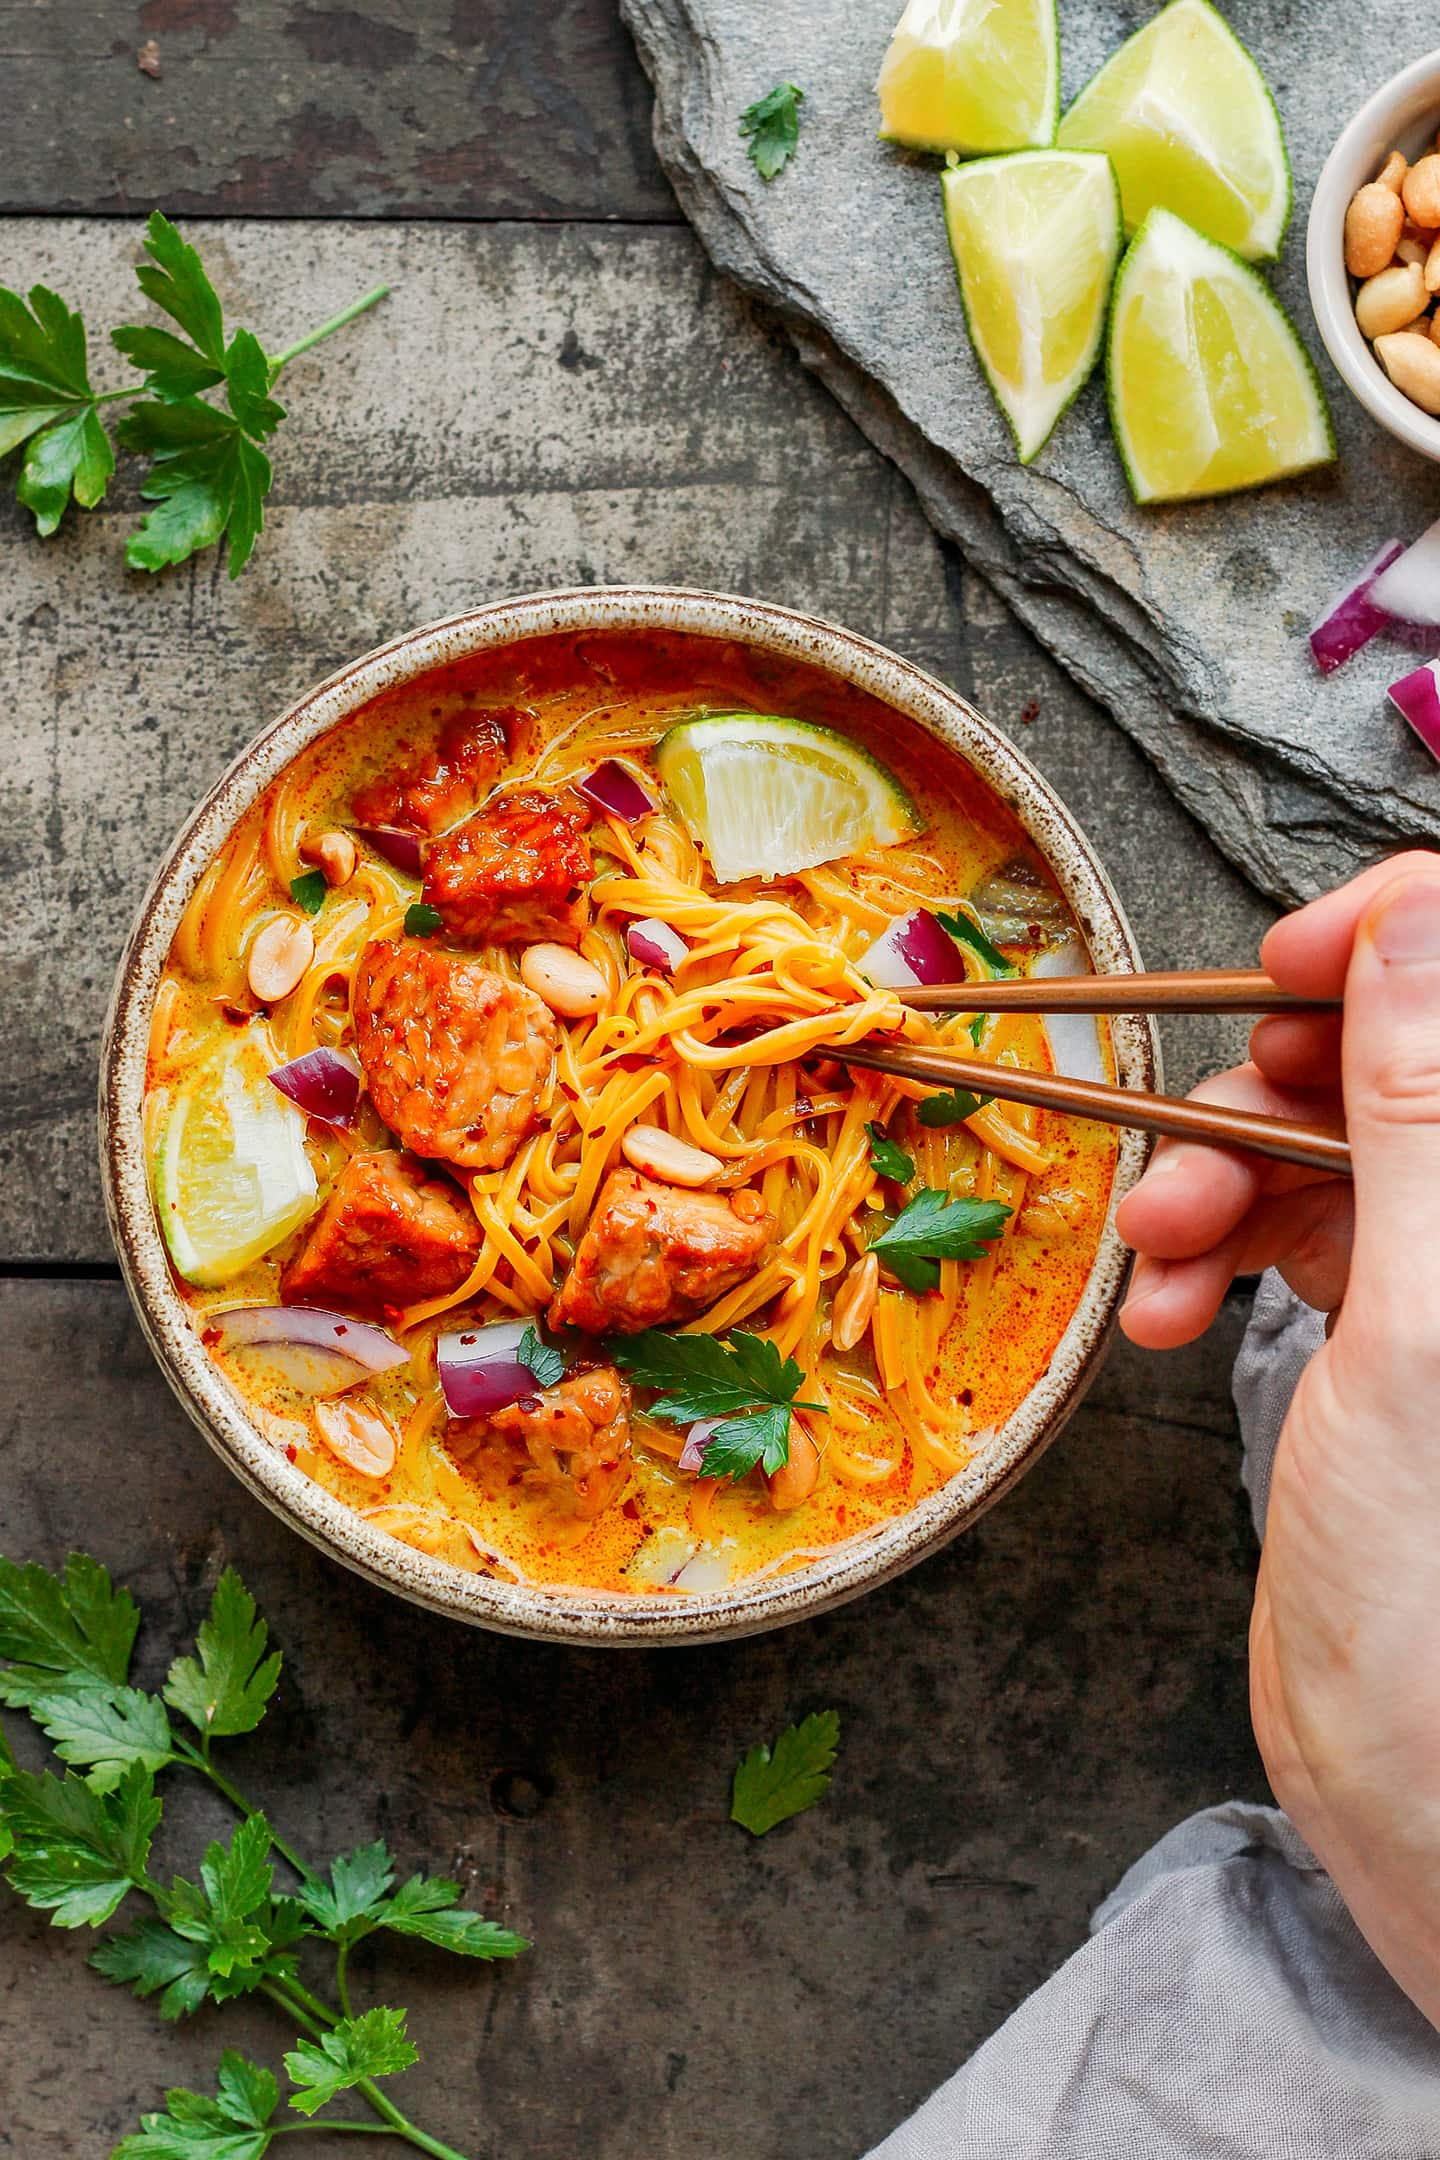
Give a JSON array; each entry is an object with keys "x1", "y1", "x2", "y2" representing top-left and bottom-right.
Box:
[{"x1": 621, "y1": 0, "x2": 1440, "y2": 904}]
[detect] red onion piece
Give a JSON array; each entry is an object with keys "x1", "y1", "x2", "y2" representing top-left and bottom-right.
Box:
[
  {"x1": 861, "y1": 909, "x2": 967, "y2": 989},
  {"x1": 1309, "y1": 540, "x2": 1404, "y2": 674},
  {"x1": 355, "y1": 826, "x2": 424, "y2": 877},
  {"x1": 678, "y1": 1419, "x2": 721, "y2": 1473},
  {"x1": 1370, "y1": 517, "x2": 1440, "y2": 628},
  {"x1": 437, "y1": 1319, "x2": 549, "y2": 1419},
  {"x1": 577, "y1": 760, "x2": 655, "y2": 822},
  {"x1": 627, "y1": 917, "x2": 688, "y2": 972},
  {"x1": 1389, "y1": 661, "x2": 1440, "y2": 762},
  {"x1": 211, "y1": 1304, "x2": 409, "y2": 1396},
  {"x1": 269, "y1": 1047, "x2": 362, "y2": 1128}
]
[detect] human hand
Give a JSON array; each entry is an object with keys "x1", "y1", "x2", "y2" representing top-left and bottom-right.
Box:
[{"x1": 1118, "y1": 851, "x2": 1440, "y2": 2026}]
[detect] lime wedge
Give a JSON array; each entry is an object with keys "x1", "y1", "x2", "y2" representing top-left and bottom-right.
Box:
[
  {"x1": 153, "y1": 1024, "x2": 319, "y2": 1286},
  {"x1": 654, "y1": 715, "x2": 921, "y2": 884},
  {"x1": 943, "y1": 151, "x2": 1120, "y2": 463},
  {"x1": 1056, "y1": 0, "x2": 1289, "y2": 261},
  {"x1": 1106, "y1": 208, "x2": 1333, "y2": 504},
  {"x1": 877, "y1": 0, "x2": 1058, "y2": 154}
]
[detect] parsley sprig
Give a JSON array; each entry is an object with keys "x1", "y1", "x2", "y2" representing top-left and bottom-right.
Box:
[
  {"x1": 739, "y1": 82, "x2": 805, "y2": 179},
  {"x1": 731, "y1": 1711, "x2": 840, "y2": 1836},
  {"x1": 871, "y1": 1189, "x2": 1012, "y2": 1293},
  {"x1": 916, "y1": 1087, "x2": 993, "y2": 1128},
  {"x1": 1, "y1": 211, "x2": 387, "y2": 577},
  {"x1": 612, "y1": 1328, "x2": 823, "y2": 1480},
  {"x1": 865, "y1": 1120, "x2": 915, "y2": 1184},
  {"x1": 0, "y1": 1554, "x2": 525, "y2": 2160}
]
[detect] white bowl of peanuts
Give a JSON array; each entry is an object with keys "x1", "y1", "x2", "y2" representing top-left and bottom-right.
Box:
[{"x1": 1309, "y1": 50, "x2": 1440, "y2": 458}]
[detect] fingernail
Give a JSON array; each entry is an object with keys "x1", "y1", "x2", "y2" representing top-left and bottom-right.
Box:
[{"x1": 1372, "y1": 878, "x2": 1440, "y2": 963}]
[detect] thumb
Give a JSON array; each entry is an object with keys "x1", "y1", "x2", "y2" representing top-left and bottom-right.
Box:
[{"x1": 1339, "y1": 866, "x2": 1440, "y2": 1352}]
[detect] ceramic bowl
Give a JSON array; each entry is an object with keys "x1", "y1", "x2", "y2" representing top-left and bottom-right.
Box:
[
  {"x1": 101, "y1": 587, "x2": 1159, "y2": 1645},
  {"x1": 1308, "y1": 49, "x2": 1440, "y2": 462}
]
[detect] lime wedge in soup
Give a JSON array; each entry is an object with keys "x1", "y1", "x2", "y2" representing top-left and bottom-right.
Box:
[
  {"x1": 1106, "y1": 208, "x2": 1332, "y2": 504},
  {"x1": 154, "y1": 1024, "x2": 319, "y2": 1286},
  {"x1": 877, "y1": 0, "x2": 1059, "y2": 153},
  {"x1": 943, "y1": 150, "x2": 1121, "y2": 463},
  {"x1": 654, "y1": 715, "x2": 920, "y2": 884},
  {"x1": 1056, "y1": 0, "x2": 1289, "y2": 261}
]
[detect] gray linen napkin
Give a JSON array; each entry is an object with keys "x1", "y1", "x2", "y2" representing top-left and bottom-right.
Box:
[{"x1": 865, "y1": 1275, "x2": 1440, "y2": 2159}]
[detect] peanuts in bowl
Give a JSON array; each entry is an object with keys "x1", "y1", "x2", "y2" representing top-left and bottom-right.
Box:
[{"x1": 1345, "y1": 141, "x2": 1440, "y2": 412}]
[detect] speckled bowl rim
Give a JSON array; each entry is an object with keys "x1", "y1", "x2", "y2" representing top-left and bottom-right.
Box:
[{"x1": 101, "y1": 586, "x2": 1160, "y2": 1645}]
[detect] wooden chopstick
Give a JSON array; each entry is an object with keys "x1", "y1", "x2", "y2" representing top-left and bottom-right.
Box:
[
  {"x1": 841, "y1": 1040, "x2": 1351, "y2": 1176},
  {"x1": 900, "y1": 968, "x2": 1339, "y2": 1015}
]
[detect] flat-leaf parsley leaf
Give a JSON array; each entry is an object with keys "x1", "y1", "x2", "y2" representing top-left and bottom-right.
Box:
[
  {"x1": 936, "y1": 907, "x2": 1013, "y2": 977},
  {"x1": 916, "y1": 1088, "x2": 993, "y2": 1128},
  {"x1": 518, "y1": 1324, "x2": 566, "y2": 1389},
  {"x1": 739, "y1": 82, "x2": 804, "y2": 180},
  {"x1": 611, "y1": 1328, "x2": 823, "y2": 1480},
  {"x1": 289, "y1": 870, "x2": 327, "y2": 916},
  {"x1": 731, "y1": 1710, "x2": 840, "y2": 1836},
  {"x1": 865, "y1": 1120, "x2": 914, "y2": 1183},
  {"x1": 871, "y1": 1188, "x2": 1012, "y2": 1292}
]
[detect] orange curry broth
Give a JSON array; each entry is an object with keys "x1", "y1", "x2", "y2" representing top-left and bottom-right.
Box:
[{"x1": 146, "y1": 629, "x2": 1117, "y2": 1597}]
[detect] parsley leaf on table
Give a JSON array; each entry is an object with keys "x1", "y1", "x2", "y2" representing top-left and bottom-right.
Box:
[
  {"x1": 30, "y1": 1684, "x2": 175, "y2": 1794},
  {"x1": 119, "y1": 397, "x2": 275, "y2": 580},
  {"x1": 612, "y1": 1329, "x2": 823, "y2": 1480},
  {"x1": 739, "y1": 82, "x2": 804, "y2": 179},
  {"x1": 518, "y1": 1323, "x2": 566, "y2": 1389},
  {"x1": 916, "y1": 1088, "x2": 994, "y2": 1128},
  {"x1": 936, "y1": 907, "x2": 1014, "y2": 977},
  {"x1": 731, "y1": 1710, "x2": 840, "y2": 1836},
  {"x1": 0, "y1": 1550, "x2": 139, "y2": 1708},
  {"x1": 865, "y1": 1120, "x2": 914, "y2": 1183},
  {"x1": 0, "y1": 1760, "x2": 161, "y2": 1927},
  {"x1": 871, "y1": 1188, "x2": 1012, "y2": 1293},
  {"x1": 0, "y1": 285, "x2": 116, "y2": 534},
  {"x1": 112, "y1": 2048, "x2": 278, "y2": 2159},
  {"x1": 284, "y1": 2006, "x2": 418, "y2": 2117},
  {"x1": 294, "y1": 1838, "x2": 529, "y2": 1960},
  {"x1": 163, "y1": 1569, "x2": 283, "y2": 1744}
]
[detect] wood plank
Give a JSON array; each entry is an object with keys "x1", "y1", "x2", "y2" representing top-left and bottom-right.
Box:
[
  {"x1": 0, "y1": 218, "x2": 1269, "y2": 1261},
  {"x1": 0, "y1": 1277, "x2": 1264, "y2": 2158},
  {"x1": 0, "y1": 0, "x2": 677, "y2": 221}
]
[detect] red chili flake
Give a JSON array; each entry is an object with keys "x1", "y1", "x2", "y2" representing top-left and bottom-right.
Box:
[
  {"x1": 334, "y1": 1323, "x2": 348, "y2": 1337},
  {"x1": 960, "y1": 1387, "x2": 973, "y2": 1406},
  {"x1": 201, "y1": 1326, "x2": 221, "y2": 1347},
  {"x1": 458, "y1": 1332, "x2": 476, "y2": 1345},
  {"x1": 1020, "y1": 699, "x2": 1040, "y2": 725},
  {"x1": 285, "y1": 1443, "x2": 298, "y2": 1462},
  {"x1": 621, "y1": 1497, "x2": 641, "y2": 1520}
]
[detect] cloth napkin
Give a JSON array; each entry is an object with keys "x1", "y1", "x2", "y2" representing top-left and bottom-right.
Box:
[{"x1": 865, "y1": 1275, "x2": 1440, "y2": 2159}]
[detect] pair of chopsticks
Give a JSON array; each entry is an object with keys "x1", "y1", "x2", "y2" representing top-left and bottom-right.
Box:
[{"x1": 841, "y1": 969, "x2": 1349, "y2": 1176}]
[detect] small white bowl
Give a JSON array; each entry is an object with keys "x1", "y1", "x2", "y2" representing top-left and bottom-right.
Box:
[{"x1": 1308, "y1": 49, "x2": 1440, "y2": 462}]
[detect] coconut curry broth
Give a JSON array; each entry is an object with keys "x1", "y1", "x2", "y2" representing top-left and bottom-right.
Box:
[{"x1": 147, "y1": 629, "x2": 1117, "y2": 1596}]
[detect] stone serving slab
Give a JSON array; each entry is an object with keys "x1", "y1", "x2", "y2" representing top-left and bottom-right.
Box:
[{"x1": 622, "y1": 0, "x2": 1440, "y2": 904}]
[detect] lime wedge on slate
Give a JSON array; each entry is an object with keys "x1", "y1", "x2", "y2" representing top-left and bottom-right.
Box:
[
  {"x1": 877, "y1": 0, "x2": 1059, "y2": 154},
  {"x1": 654, "y1": 715, "x2": 920, "y2": 884},
  {"x1": 943, "y1": 150, "x2": 1121, "y2": 463},
  {"x1": 1056, "y1": 0, "x2": 1289, "y2": 261},
  {"x1": 1106, "y1": 208, "x2": 1333, "y2": 503},
  {"x1": 154, "y1": 1024, "x2": 318, "y2": 1286}
]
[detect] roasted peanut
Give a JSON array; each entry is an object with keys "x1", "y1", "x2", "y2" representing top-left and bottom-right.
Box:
[
  {"x1": 246, "y1": 915, "x2": 314, "y2": 1004},
  {"x1": 1397, "y1": 233, "x2": 1429, "y2": 267},
  {"x1": 1430, "y1": 312, "x2": 1440, "y2": 349},
  {"x1": 831, "y1": 1251, "x2": 879, "y2": 1352},
  {"x1": 1403, "y1": 155, "x2": 1440, "y2": 229},
  {"x1": 313, "y1": 1399, "x2": 397, "y2": 1479},
  {"x1": 1355, "y1": 260, "x2": 1429, "y2": 338},
  {"x1": 1375, "y1": 330, "x2": 1440, "y2": 413},
  {"x1": 767, "y1": 1421, "x2": 819, "y2": 1511},
  {"x1": 1345, "y1": 180, "x2": 1405, "y2": 276},
  {"x1": 621, "y1": 1123, "x2": 722, "y2": 1187},
  {"x1": 300, "y1": 827, "x2": 358, "y2": 888},
  {"x1": 1425, "y1": 235, "x2": 1440, "y2": 295},
  {"x1": 519, "y1": 942, "x2": 607, "y2": 1018}
]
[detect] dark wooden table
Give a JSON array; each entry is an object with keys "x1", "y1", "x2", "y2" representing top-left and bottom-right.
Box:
[{"x1": 1, "y1": 8, "x2": 1275, "y2": 2155}]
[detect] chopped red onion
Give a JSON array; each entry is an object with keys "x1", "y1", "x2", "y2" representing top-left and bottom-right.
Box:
[
  {"x1": 1309, "y1": 540, "x2": 1403, "y2": 674},
  {"x1": 577, "y1": 760, "x2": 655, "y2": 822},
  {"x1": 678, "y1": 1419, "x2": 721, "y2": 1473},
  {"x1": 1389, "y1": 661, "x2": 1440, "y2": 762},
  {"x1": 1370, "y1": 517, "x2": 1440, "y2": 627},
  {"x1": 354, "y1": 826, "x2": 424, "y2": 877},
  {"x1": 211, "y1": 1304, "x2": 409, "y2": 1395},
  {"x1": 269, "y1": 1047, "x2": 362, "y2": 1128},
  {"x1": 627, "y1": 917, "x2": 688, "y2": 972},
  {"x1": 861, "y1": 909, "x2": 967, "y2": 989},
  {"x1": 437, "y1": 1319, "x2": 549, "y2": 1419}
]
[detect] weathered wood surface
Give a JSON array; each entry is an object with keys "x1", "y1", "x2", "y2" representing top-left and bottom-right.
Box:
[
  {"x1": 1, "y1": 0, "x2": 677, "y2": 222},
  {"x1": 0, "y1": 1278, "x2": 1265, "y2": 2159},
  {"x1": 0, "y1": 219, "x2": 1269, "y2": 1264}
]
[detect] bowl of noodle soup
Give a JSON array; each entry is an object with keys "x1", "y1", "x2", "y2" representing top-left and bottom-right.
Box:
[{"x1": 102, "y1": 587, "x2": 1158, "y2": 1643}]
